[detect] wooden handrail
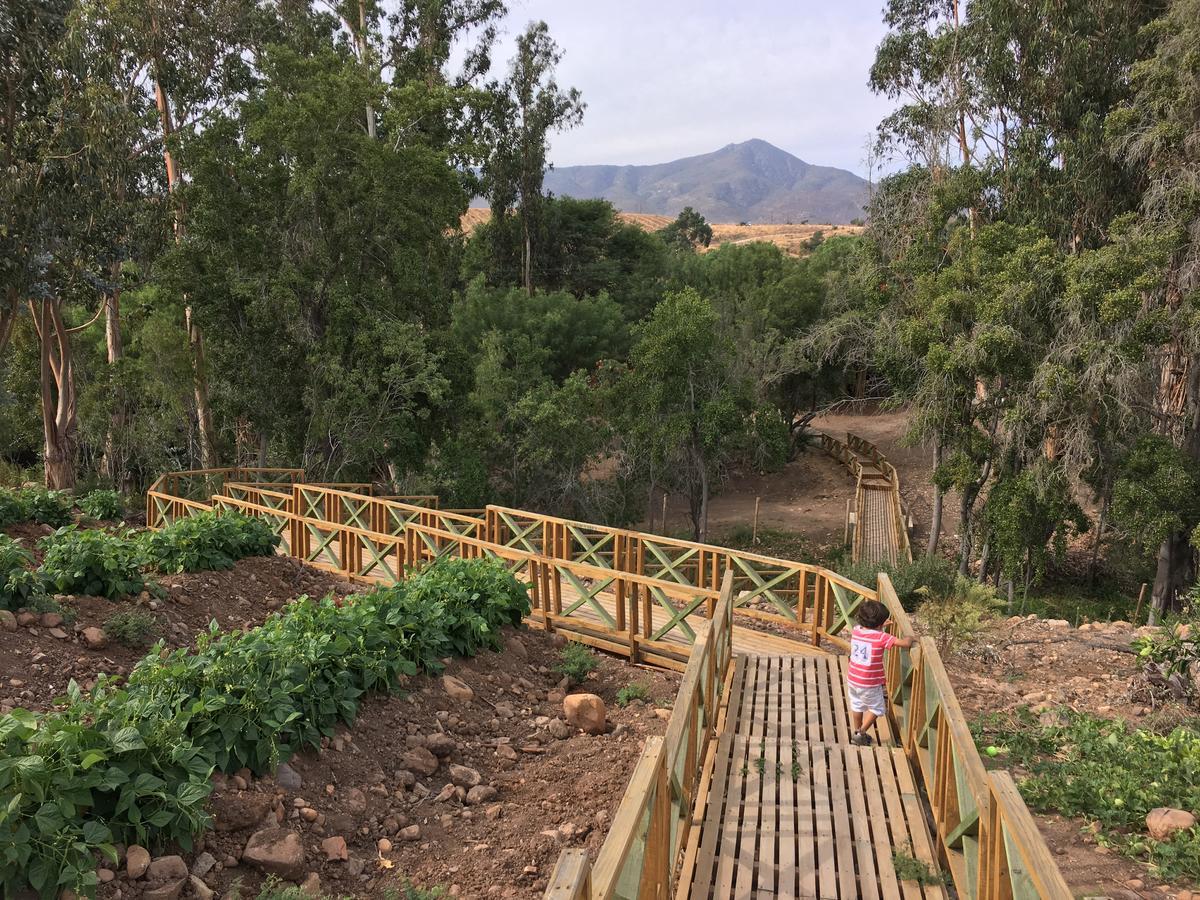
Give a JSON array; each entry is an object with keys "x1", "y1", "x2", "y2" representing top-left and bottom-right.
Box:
[{"x1": 546, "y1": 571, "x2": 736, "y2": 899}]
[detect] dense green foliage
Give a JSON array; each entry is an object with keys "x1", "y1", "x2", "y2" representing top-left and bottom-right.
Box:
[
  {"x1": 39, "y1": 527, "x2": 145, "y2": 600},
  {"x1": 0, "y1": 558, "x2": 530, "y2": 896},
  {"x1": 974, "y1": 708, "x2": 1200, "y2": 880},
  {"x1": 0, "y1": 487, "x2": 73, "y2": 528},
  {"x1": 103, "y1": 609, "x2": 157, "y2": 649},
  {"x1": 141, "y1": 511, "x2": 280, "y2": 574},
  {"x1": 78, "y1": 490, "x2": 124, "y2": 521},
  {"x1": 0, "y1": 536, "x2": 44, "y2": 611}
]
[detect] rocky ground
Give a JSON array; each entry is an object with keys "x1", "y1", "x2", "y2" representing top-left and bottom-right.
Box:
[
  {"x1": 0, "y1": 544, "x2": 680, "y2": 899},
  {"x1": 948, "y1": 614, "x2": 1198, "y2": 900}
]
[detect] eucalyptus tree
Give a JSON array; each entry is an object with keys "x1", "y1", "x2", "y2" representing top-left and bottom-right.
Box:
[{"x1": 481, "y1": 21, "x2": 584, "y2": 295}]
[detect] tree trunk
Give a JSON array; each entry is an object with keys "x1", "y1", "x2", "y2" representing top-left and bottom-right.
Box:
[
  {"x1": 152, "y1": 48, "x2": 218, "y2": 469},
  {"x1": 522, "y1": 217, "x2": 533, "y2": 296},
  {"x1": 100, "y1": 285, "x2": 126, "y2": 486},
  {"x1": 358, "y1": 0, "x2": 377, "y2": 139},
  {"x1": 698, "y1": 461, "x2": 710, "y2": 543},
  {"x1": 258, "y1": 430, "x2": 269, "y2": 468},
  {"x1": 926, "y1": 442, "x2": 943, "y2": 556},
  {"x1": 646, "y1": 481, "x2": 657, "y2": 532},
  {"x1": 1088, "y1": 493, "x2": 1108, "y2": 585},
  {"x1": 1150, "y1": 529, "x2": 1193, "y2": 625},
  {"x1": 0, "y1": 288, "x2": 16, "y2": 355},
  {"x1": 31, "y1": 300, "x2": 79, "y2": 490}
]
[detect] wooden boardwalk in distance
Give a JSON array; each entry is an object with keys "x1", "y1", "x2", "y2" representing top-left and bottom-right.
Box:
[
  {"x1": 681, "y1": 655, "x2": 946, "y2": 899},
  {"x1": 818, "y1": 432, "x2": 912, "y2": 568}
]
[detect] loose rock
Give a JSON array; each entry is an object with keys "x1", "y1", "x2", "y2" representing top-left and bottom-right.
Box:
[
  {"x1": 449, "y1": 764, "x2": 482, "y2": 788},
  {"x1": 442, "y1": 674, "x2": 474, "y2": 703},
  {"x1": 402, "y1": 746, "x2": 440, "y2": 777},
  {"x1": 276, "y1": 762, "x2": 303, "y2": 791},
  {"x1": 147, "y1": 855, "x2": 188, "y2": 882},
  {"x1": 466, "y1": 785, "x2": 498, "y2": 806},
  {"x1": 242, "y1": 828, "x2": 307, "y2": 881},
  {"x1": 188, "y1": 876, "x2": 215, "y2": 900},
  {"x1": 563, "y1": 694, "x2": 607, "y2": 734},
  {"x1": 1147, "y1": 807, "x2": 1197, "y2": 841},
  {"x1": 126, "y1": 845, "x2": 151, "y2": 879},
  {"x1": 321, "y1": 836, "x2": 349, "y2": 862},
  {"x1": 425, "y1": 733, "x2": 457, "y2": 757},
  {"x1": 81, "y1": 626, "x2": 108, "y2": 649}
]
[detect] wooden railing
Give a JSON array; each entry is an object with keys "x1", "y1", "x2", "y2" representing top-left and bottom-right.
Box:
[
  {"x1": 544, "y1": 572, "x2": 736, "y2": 898},
  {"x1": 148, "y1": 468, "x2": 1067, "y2": 898},
  {"x1": 819, "y1": 432, "x2": 913, "y2": 565},
  {"x1": 878, "y1": 575, "x2": 1071, "y2": 899},
  {"x1": 484, "y1": 505, "x2": 875, "y2": 644}
]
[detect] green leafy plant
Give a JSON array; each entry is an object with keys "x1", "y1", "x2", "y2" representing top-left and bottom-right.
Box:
[
  {"x1": 973, "y1": 706, "x2": 1200, "y2": 880},
  {"x1": 18, "y1": 487, "x2": 73, "y2": 527},
  {"x1": 38, "y1": 526, "x2": 146, "y2": 600},
  {"x1": 891, "y1": 845, "x2": 944, "y2": 884},
  {"x1": 0, "y1": 490, "x2": 25, "y2": 528},
  {"x1": 0, "y1": 557, "x2": 530, "y2": 897},
  {"x1": 1133, "y1": 618, "x2": 1200, "y2": 701},
  {"x1": 555, "y1": 642, "x2": 598, "y2": 686},
  {"x1": 79, "y1": 489, "x2": 125, "y2": 521},
  {"x1": 840, "y1": 554, "x2": 958, "y2": 609},
  {"x1": 141, "y1": 510, "x2": 280, "y2": 573},
  {"x1": 916, "y1": 576, "x2": 1004, "y2": 655},
  {"x1": 104, "y1": 609, "x2": 158, "y2": 649},
  {"x1": 0, "y1": 536, "x2": 45, "y2": 611},
  {"x1": 615, "y1": 682, "x2": 650, "y2": 707}
]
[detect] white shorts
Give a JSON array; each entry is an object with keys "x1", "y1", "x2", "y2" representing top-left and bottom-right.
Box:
[{"x1": 848, "y1": 684, "x2": 887, "y2": 716}]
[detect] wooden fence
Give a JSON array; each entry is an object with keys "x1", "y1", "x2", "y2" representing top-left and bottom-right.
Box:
[
  {"x1": 879, "y1": 575, "x2": 1071, "y2": 899},
  {"x1": 544, "y1": 572, "x2": 736, "y2": 898},
  {"x1": 147, "y1": 469, "x2": 1067, "y2": 898}
]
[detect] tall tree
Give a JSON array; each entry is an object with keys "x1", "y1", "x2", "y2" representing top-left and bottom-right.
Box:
[{"x1": 483, "y1": 21, "x2": 583, "y2": 295}]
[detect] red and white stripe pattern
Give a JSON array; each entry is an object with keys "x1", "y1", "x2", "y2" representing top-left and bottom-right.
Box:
[{"x1": 847, "y1": 625, "x2": 897, "y2": 688}]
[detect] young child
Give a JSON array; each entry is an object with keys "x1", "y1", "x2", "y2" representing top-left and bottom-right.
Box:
[{"x1": 847, "y1": 599, "x2": 914, "y2": 746}]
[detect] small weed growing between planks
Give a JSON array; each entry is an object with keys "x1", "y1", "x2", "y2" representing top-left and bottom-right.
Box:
[{"x1": 891, "y1": 845, "x2": 945, "y2": 884}]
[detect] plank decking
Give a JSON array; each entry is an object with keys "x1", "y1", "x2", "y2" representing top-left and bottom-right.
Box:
[{"x1": 682, "y1": 656, "x2": 946, "y2": 899}]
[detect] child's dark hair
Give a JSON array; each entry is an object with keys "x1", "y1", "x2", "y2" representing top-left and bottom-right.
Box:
[{"x1": 855, "y1": 599, "x2": 889, "y2": 630}]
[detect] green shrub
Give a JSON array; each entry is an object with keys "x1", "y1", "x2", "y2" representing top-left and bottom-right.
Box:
[
  {"x1": 104, "y1": 609, "x2": 158, "y2": 648},
  {"x1": 18, "y1": 487, "x2": 73, "y2": 527},
  {"x1": 141, "y1": 511, "x2": 280, "y2": 573},
  {"x1": 616, "y1": 682, "x2": 650, "y2": 707},
  {"x1": 916, "y1": 576, "x2": 1004, "y2": 656},
  {"x1": 0, "y1": 536, "x2": 46, "y2": 611},
  {"x1": 973, "y1": 708, "x2": 1200, "y2": 881},
  {"x1": 840, "y1": 554, "x2": 958, "y2": 609},
  {"x1": 0, "y1": 557, "x2": 530, "y2": 897},
  {"x1": 39, "y1": 526, "x2": 145, "y2": 600},
  {"x1": 0, "y1": 490, "x2": 25, "y2": 528},
  {"x1": 79, "y1": 489, "x2": 125, "y2": 521},
  {"x1": 556, "y1": 642, "x2": 598, "y2": 686}
]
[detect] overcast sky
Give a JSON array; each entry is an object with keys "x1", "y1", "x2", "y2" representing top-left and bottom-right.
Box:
[{"x1": 486, "y1": 0, "x2": 897, "y2": 178}]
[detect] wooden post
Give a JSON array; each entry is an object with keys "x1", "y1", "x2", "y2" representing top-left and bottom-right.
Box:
[
  {"x1": 752, "y1": 496, "x2": 761, "y2": 544},
  {"x1": 661, "y1": 493, "x2": 668, "y2": 535},
  {"x1": 1134, "y1": 582, "x2": 1148, "y2": 623}
]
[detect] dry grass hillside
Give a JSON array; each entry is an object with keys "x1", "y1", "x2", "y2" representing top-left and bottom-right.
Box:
[{"x1": 460, "y1": 208, "x2": 863, "y2": 257}]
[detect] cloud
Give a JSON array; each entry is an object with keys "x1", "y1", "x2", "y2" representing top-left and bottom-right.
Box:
[{"x1": 489, "y1": 0, "x2": 897, "y2": 177}]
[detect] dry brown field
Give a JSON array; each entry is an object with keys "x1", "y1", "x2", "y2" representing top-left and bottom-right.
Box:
[{"x1": 460, "y1": 208, "x2": 863, "y2": 256}]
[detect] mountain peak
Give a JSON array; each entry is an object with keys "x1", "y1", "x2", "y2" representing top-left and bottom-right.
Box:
[{"x1": 544, "y1": 141, "x2": 866, "y2": 224}]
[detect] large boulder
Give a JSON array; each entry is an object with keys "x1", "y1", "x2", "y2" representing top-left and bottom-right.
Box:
[
  {"x1": 563, "y1": 693, "x2": 607, "y2": 735},
  {"x1": 1147, "y1": 808, "x2": 1197, "y2": 841},
  {"x1": 242, "y1": 828, "x2": 307, "y2": 881}
]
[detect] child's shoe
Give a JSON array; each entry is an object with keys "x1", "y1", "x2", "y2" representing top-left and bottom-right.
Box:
[{"x1": 851, "y1": 731, "x2": 874, "y2": 746}]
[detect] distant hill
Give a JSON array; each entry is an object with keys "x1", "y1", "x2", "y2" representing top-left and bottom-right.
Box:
[
  {"x1": 460, "y1": 208, "x2": 863, "y2": 257},
  {"x1": 541, "y1": 139, "x2": 869, "y2": 225}
]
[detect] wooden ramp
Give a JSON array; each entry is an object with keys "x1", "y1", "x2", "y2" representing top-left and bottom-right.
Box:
[
  {"x1": 818, "y1": 431, "x2": 912, "y2": 567},
  {"x1": 682, "y1": 656, "x2": 946, "y2": 899}
]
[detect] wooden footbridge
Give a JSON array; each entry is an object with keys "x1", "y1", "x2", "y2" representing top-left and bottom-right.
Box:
[
  {"x1": 819, "y1": 432, "x2": 913, "y2": 567},
  {"x1": 149, "y1": 468, "x2": 1068, "y2": 899}
]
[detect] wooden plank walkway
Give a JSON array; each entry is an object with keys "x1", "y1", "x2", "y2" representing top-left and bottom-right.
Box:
[
  {"x1": 683, "y1": 655, "x2": 947, "y2": 899},
  {"x1": 859, "y1": 485, "x2": 899, "y2": 567}
]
